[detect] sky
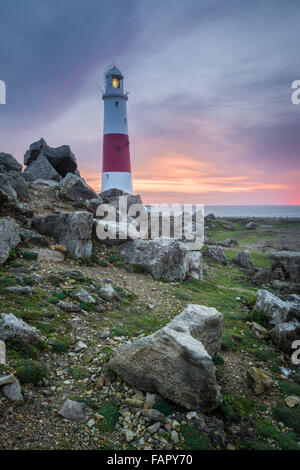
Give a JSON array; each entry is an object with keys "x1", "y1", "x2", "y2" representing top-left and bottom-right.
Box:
[{"x1": 0, "y1": 0, "x2": 299, "y2": 204}]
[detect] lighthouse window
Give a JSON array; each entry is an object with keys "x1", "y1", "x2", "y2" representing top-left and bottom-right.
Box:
[
  {"x1": 112, "y1": 77, "x2": 120, "y2": 88},
  {"x1": 115, "y1": 101, "x2": 118, "y2": 108},
  {"x1": 116, "y1": 146, "x2": 120, "y2": 152}
]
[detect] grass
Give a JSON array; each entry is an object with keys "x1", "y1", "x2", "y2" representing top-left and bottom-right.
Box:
[
  {"x1": 255, "y1": 420, "x2": 299, "y2": 450},
  {"x1": 97, "y1": 402, "x2": 119, "y2": 432},
  {"x1": 16, "y1": 359, "x2": 49, "y2": 385},
  {"x1": 181, "y1": 425, "x2": 212, "y2": 450}
]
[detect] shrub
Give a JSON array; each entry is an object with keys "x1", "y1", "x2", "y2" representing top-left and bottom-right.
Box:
[
  {"x1": 16, "y1": 360, "x2": 49, "y2": 385},
  {"x1": 23, "y1": 251, "x2": 38, "y2": 261},
  {"x1": 181, "y1": 425, "x2": 211, "y2": 450},
  {"x1": 273, "y1": 402, "x2": 300, "y2": 434},
  {"x1": 97, "y1": 402, "x2": 119, "y2": 432}
]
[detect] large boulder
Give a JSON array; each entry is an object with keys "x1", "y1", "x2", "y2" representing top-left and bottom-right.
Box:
[
  {"x1": 99, "y1": 188, "x2": 143, "y2": 211},
  {"x1": 0, "y1": 153, "x2": 22, "y2": 172},
  {"x1": 24, "y1": 154, "x2": 60, "y2": 182},
  {"x1": 0, "y1": 313, "x2": 44, "y2": 345},
  {"x1": 252, "y1": 268, "x2": 276, "y2": 286},
  {"x1": 0, "y1": 217, "x2": 20, "y2": 265},
  {"x1": 119, "y1": 237, "x2": 189, "y2": 281},
  {"x1": 270, "y1": 320, "x2": 300, "y2": 354},
  {"x1": 254, "y1": 289, "x2": 297, "y2": 327},
  {"x1": 32, "y1": 211, "x2": 93, "y2": 258},
  {"x1": 24, "y1": 138, "x2": 77, "y2": 177},
  {"x1": 59, "y1": 173, "x2": 101, "y2": 205},
  {"x1": 0, "y1": 172, "x2": 31, "y2": 202},
  {"x1": 203, "y1": 245, "x2": 227, "y2": 266},
  {"x1": 109, "y1": 304, "x2": 223, "y2": 411},
  {"x1": 270, "y1": 251, "x2": 300, "y2": 283},
  {"x1": 236, "y1": 250, "x2": 256, "y2": 273}
]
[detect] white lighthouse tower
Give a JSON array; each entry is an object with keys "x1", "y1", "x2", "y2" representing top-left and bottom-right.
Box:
[{"x1": 101, "y1": 65, "x2": 133, "y2": 193}]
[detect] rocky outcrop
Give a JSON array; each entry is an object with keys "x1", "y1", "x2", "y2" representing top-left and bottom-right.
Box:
[
  {"x1": 119, "y1": 237, "x2": 189, "y2": 281},
  {"x1": 99, "y1": 188, "x2": 143, "y2": 212},
  {"x1": 0, "y1": 153, "x2": 22, "y2": 172},
  {"x1": 218, "y1": 237, "x2": 238, "y2": 247},
  {"x1": 0, "y1": 172, "x2": 31, "y2": 202},
  {"x1": 236, "y1": 250, "x2": 256, "y2": 273},
  {"x1": 245, "y1": 221, "x2": 257, "y2": 230},
  {"x1": 24, "y1": 138, "x2": 77, "y2": 177},
  {"x1": 0, "y1": 313, "x2": 44, "y2": 345},
  {"x1": 270, "y1": 320, "x2": 300, "y2": 354},
  {"x1": 24, "y1": 154, "x2": 61, "y2": 182},
  {"x1": 33, "y1": 211, "x2": 93, "y2": 258},
  {"x1": 0, "y1": 217, "x2": 20, "y2": 265},
  {"x1": 252, "y1": 268, "x2": 276, "y2": 286},
  {"x1": 203, "y1": 245, "x2": 227, "y2": 266},
  {"x1": 270, "y1": 251, "x2": 300, "y2": 283},
  {"x1": 109, "y1": 304, "x2": 223, "y2": 412}
]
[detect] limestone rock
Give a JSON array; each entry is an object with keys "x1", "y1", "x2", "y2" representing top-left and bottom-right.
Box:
[
  {"x1": 58, "y1": 399, "x2": 91, "y2": 421},
  {"x1": 109, "y1": 304, "x2": 223, "y2": 411},
  {"x1": 24, "y1": 154, "x2": 61, "y2": 182},
  {"x1": 19, "y1": 228, "x2": 49, "y2": 247},
  {"x1": 245, "y1": 221, "x2": 257, "y2": 230},
  {"x1": 270, "y1": 251, "x2": 300, "y2": 283},
  {"x1": 0, "y1": 375, "x2": 15, "y2": 386},
  {"x1": 255, "y1": 289, "x2": 295, "y2": 327},
  {"x1": 6, "y1": 286, "x2": 32, "y2": 296},
  {"x1": 72, "y1": 289, "x2": 95, "y2": 304},
  {"x1": 0, "y1": 153, "x2": 22, "y2": 172},
  {"x1": 270, "y1": 320, "x2": 300, "y2": 354},
  {"x1": 285, "y1": 396, "x2": 300, "y2": 408},
  {"x1": 2, "y1": 379, "x2": 24, "y2": 404},
  {"x1": 186, "y1": 251, "x2": 203, "y2": 280},
  {"x1": 203, "y1": 245, "x2": 227, "y2": 266},
  {"x1": 59, "y1": 173, "x2": 101, "y2": 204},
  {"x1": 0, "y1": 313, "x2": 44, "y2": 345},
  {"x1": 0, "y1": 340, "x2": 6, "y2": 364},
  {"x1": 33, "y1": 211, "x2": 93, "y2": 258},
  {"x1": 218, "y1": 238, "x2": 238, "y2": 247},
  {"x1": 0, "y1": 217, "x2": 20, "y2": 265},
  {"x1": 247, "y1": 367, "x2": 272, "y2": 394},
  {"x1": 119, "y1": 237, "x2": 189, "y2": 281},
  {"x1": 37, "y1": 249, "x2": 65, "y2": 263},
  {"x1": 236, "y1": 250, "x2": 256, "y2": 273},
  {"x1": 99, "y1": 284, "x2": 117, "y2": 301}
]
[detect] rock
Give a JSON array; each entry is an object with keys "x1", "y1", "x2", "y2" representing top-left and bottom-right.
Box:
[
  {"x1": 37, "y1": 249, "x2": 65, "y2": 263},
  {"x1": 148, "y1": 422, "x2": 161, "y2": 434},
  {"x1": 59, "y1": 173, "x2": 102, "y2": 204},
  {"x1": 189, "y1": 412, "x2": 226, "y2": 448},
  {"x1": 58, "y1": 399, "x2": 91, "y2": 421},
  {"x1": 57, "y1": 301, "x2": 81, "y2": 313},
  {"x1": 99, "y1": 188, "x2": 143, "y2": 212},
  {"x1": 124, "y1": 429, "x2": 134, "y2": 442},
  {"x1": 141, "y1": 409, "x2": 165, "y2": 423},
  {"x1": 252, "y1": 268, "x2": 276, "y2": 286},
  {"x1": 72, "y1": 289, "x2": 95, "y2": 304},
  {"x1": 109, "y1": 304, "x2": 223, "y2": 411},
  {"x1": 24, "y1": 138, "x2": 77, "y2": 177},
  {"x1": 99, "y1": 285, "x2": 117, "y2": 301},
  {"x1": 285, "y1": 396, "x2": 300, "y2": 408},
  {"x1": 245, "y1": 221, "x2": 257, "y2": 230},
  {"x1": 218, "y1": 238, "x2": 238, "y2": 247},
  {"x1": 119, "y1": 237, "x2": 189, "y2": 281},
  {"x1": 247, "y1": 367, "x2": 272, "y2": 394},
  {"x1": 0, "y1": 153, "x2": 22, "y2": 172},
  {"x1": 0, "y1": 340, "x2": 6, "y2": 364},
  {"x1": 186, "y1": 251, "x2": 203, "y2": 280},
  {"x1": 222, "y1": 224, "x2": 235, "y2": 231},
  {"x1": 2, "y1": 379, "x2": 24, "y2": 404},
  {"x1": 170, "y1": 430, "x2": 179, "y2": 444},
  {"x1": 53, "y1": 244, "x2": 67, "y2": 253},
  {"x1": 270, "y1": 320, "x2": 300, "y2": 354},
  {"x1": 24, "y1": 154, "x2": 61, "y2": 182},
  {"x1": 0, "y1": 217, "x2": 20, "y2": 265},
  {"x1": 58, "y1": 269, "x2": 85, "y2": 279},
  {"x1": 0, "y1": 171, "x2": 31, "y2": 202},
  {"x1": 204, "y1": 213, "x2": 215, "y2": 223},
  {"x1": 145, "y1": 392, "x2": 156, "y2": 408},
  {"x1": 33, "y1": 211, "x2": 93, "y2": 258},
  {"x1": 74, "y1": 341, "x2": 88, "y2": 352},
  {"x1": 19, "y1": 228, "x2": 49, "y2": 247},
  {"x1": 204, "y1": 236, "x2": 218, "y2": 246},
  {"x1": 255, "y1": 290, "x2": 296, "y2": 327},
  {"x1": 94, "y1": 216, "x2": 146, "y2": 246},
  {"x1": 203, "y1": 245, "x2": 227, "y2": 266},
  {"x1": 236, "y1": 250, "x2": 256, "y2": 273},
  {"x1": 272, "y1": 280, "x2": 300, "y2": 295},
  {"x1": 0, "y1": 375, "x2": 16, "y2": 386},
  {"x1": 270, "y1": 251, "x2": 300, "y2": 283},
  {"x1": 6, "y1": 286, "x2": 32, "y2": 296},
  {"x1": 33, "y1": 179, "x2": 60, "y2": 188},
  {"x1": 251, "y1": 321, "x2": 270, "y2": 339},
  {"x1": 0, "y1": 313, "x2": 44, "y2": 345}
]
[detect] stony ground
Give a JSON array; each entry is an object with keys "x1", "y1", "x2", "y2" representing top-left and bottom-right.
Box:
[{"x1": 0, "y1": 190, "x2": 300, "y2": 450}]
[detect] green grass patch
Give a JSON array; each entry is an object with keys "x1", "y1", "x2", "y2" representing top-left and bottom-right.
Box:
[
  {"x1": 16, "y1": 359, "x2": 49, "y2": 385},
  {"x1": 181, "y1": 425, "x2": 212, "y2": 450},
  {"x1": 97, "y1": 401, "x2": 119, "y2": 432},
  {"x1": 273, "y1": 402, "x2": 300, "y2": 434}
]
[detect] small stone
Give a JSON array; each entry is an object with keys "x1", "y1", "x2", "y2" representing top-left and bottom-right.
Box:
[
  {"x1": 72, "y1": 289, "x2": 95, "y2": 304},
  {"x1": 285, "y1": 396, "x2": 300, "y2": 408},
  {"x1": 37, "y1": 249, "x2": 65, "y2": 263},
  {"x1": 125, "y1": 429, "x2": 135, "y2": 442},
  {"x1": 247, "y1": 367, "x2": 273, "y2": 395},
  {"x1": 53, "y1": 244, "x2": 67, "y2": 253},
  {"x1": 74, "y1": 341, "x2": 88, "y2": 352},
  {"x1": 87, "y1": 419, "x2": 95, "y2": 428},
  {"x1": 171, "y1": 430, "x2": 179, "y2": 444},
  {"x1": 148, "y1": 422, "x2": 161, "y2": 434},
  {"x1": 6, "y1": 286, "x2": 32, "y2": 296},
  {"x1": 58, "y1": 399, "x2": 91, "y2": 421}
]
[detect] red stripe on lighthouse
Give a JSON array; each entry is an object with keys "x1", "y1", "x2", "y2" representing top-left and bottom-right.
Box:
[{"x1": 102, "y1": 133, "x2": 131, "y2": 172}]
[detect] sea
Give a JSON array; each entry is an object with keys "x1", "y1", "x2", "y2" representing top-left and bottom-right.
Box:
[{"x1": 203, "y1": 205, "x2": 300, "y2": 219}]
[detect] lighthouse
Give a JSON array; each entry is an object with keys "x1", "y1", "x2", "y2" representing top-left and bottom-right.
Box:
[{"x1": 101, "y1": 65, "x2": 133, "y2": 194}]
